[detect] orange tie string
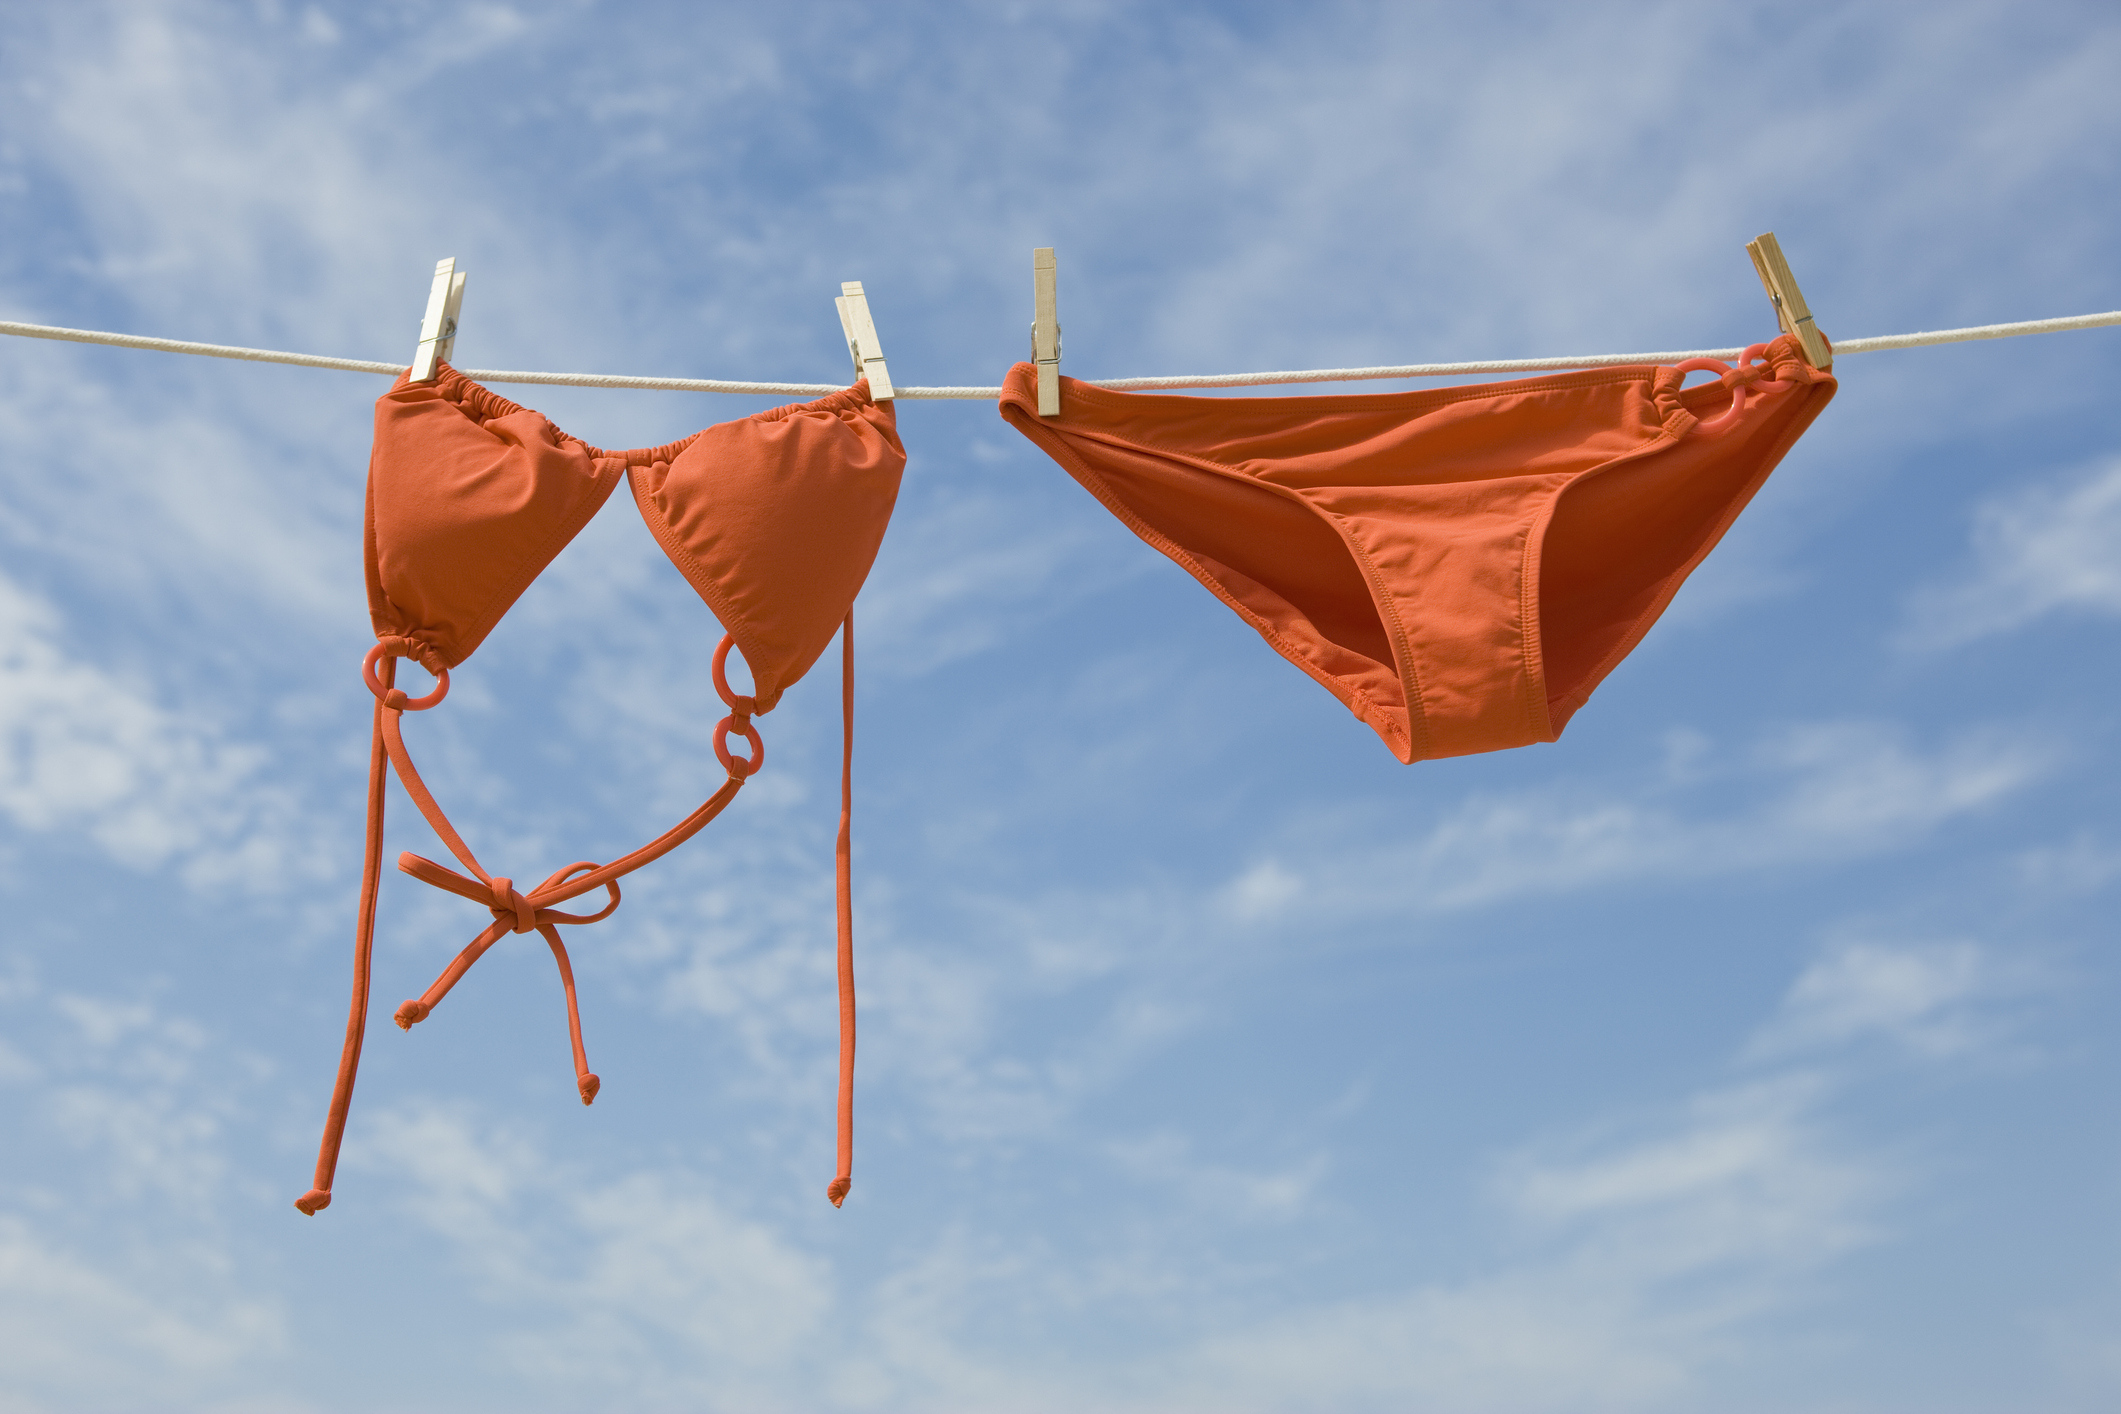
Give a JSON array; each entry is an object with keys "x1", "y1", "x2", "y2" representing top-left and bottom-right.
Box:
[
  {"x1": 293, "y1": 658, "x2": 395, "y2": 1216},
  {"x1": 827, "y1": 611, "x2": 857, "y2": 1207},
  {"x1": 296, "y1": 635, "x2": 762, "y2": 1215}
]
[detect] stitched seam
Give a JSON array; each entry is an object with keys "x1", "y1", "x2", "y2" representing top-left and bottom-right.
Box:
[
  {"x1": 1004, "y1": 369, "x2": 1662, "y2": 481},
  {"x1": 452, "y1": 458, "x2": 625, "y2": 660},
  {"x1": 1048, "y1": 366, "x2": 1663, "y2": 435},
  {"x1": 999, "y1": 389, "x2": 1429, "y2": 757},
  {"x1": 1059, "y1": 384, "x2": 1652, "y2": 477},
  {"x1": 1327, "y1": 519, "x2": 1433, "y2": 762},
  {"x1": 427, "y1": 370, "x2": 704, "y2": 651},
  {"x1": 381, "y1": 393, "x2": 620, "y2": 663},
  {"x1": 624, "y1": 466, "x2": 772, "y2": 691},
  {"x1": 1550, "y1": 378, "x2": 1837, "y2": 716},
  {"x1": 1002, "y1": 401, "x2": 1411, "y2": 756},
  {"x1": 423, "y1": 370, "x2": 621, "y2": 651},
  {"x1": 1529, "y1": 424, "x2": 1690, "y2": 720},
  {"x1": 1518, "y1": 499, "x2": 1556, "y2": 742}
]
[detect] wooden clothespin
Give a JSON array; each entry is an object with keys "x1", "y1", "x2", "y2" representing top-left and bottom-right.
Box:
[
  {"x1": 1031, "y1": 247, "x2": 1061, "y2": 416},
  {"x1": 409, "y1": 256, "x2": 467, "y2": 383},
  {"x1": 834, "y1": 281, "x2": 894, "y2": 400},
  {"x1": 1745, "y1": 233, "x2": 1830, "y2": 370}
]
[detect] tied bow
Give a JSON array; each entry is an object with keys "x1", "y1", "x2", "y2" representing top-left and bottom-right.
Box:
[
  {"x1": 296, "y1": 634, "x2": 763, "y2": 1218},
  {"x1": 390, "y1": 855, "x2": 622, "y2": 1106},
  {"x1": 366, "y1": 635, "x2": 757, "y2": 1107}
]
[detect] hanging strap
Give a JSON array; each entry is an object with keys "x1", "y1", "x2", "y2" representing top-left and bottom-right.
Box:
[
  {"x1": 295, "y1": 637, "x2": 758, "y2": 1215},
  {"x1": 293, "y1": 664, "x2": 394, "y2": 1216},
  {"x1": 828, "y1": 611, "x2": 857, "y2": 1206},
  {"x1": 380, "y1": 635, "x2": 757, "y2": 1048}
]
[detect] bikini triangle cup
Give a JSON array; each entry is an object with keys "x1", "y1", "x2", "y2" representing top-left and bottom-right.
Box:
[{"x1": 296, "y1": 364, "x2": 905, "y2": 1215}]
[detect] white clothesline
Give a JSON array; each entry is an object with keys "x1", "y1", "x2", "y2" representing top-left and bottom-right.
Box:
[{"x1": 2, "y1": 309, "x2": 2117, "y2": 399}]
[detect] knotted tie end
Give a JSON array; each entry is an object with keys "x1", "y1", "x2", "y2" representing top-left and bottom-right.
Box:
[
  {"x1": 487, "y1": 876, "x2": 537, "y2": 934},
  {"x1": 394, "y1": 999, "x2": 431, "y2": 1029},
  {"x1": 295, "y1": 1188, "x2": 332, "y2": 1215}
]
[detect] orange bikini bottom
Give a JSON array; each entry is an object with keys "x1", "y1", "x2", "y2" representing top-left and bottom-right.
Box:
[{"x1": 1000, "y1": 334, "x2": 1836, "y2": 762}]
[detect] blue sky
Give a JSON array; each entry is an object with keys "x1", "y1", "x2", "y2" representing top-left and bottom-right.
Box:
[{"x1": 1, "y1": 2, "x2": 2119, "y2": 1410}]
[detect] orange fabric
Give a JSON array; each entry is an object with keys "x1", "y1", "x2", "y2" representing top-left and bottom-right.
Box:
[
  {"x1": 629, "y1": 395, "x2": 906, "y2": 713},
  {"x1": 999, "y1": 335, "x2": 1835, "y2": 762},
  {"x1": 298, "y1": 364, "x2": 902, "y2": 1217},
  {"x1": 827, "y1": 613, "x2": 856, "y2": 1208}
]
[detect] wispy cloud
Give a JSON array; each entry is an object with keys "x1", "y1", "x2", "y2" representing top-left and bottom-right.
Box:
[
  {"x1": 7, "y1": 4, "x2": 537, "y2": 350},
  {"x1": 356, "y1": 1071, "x2": 1877, "y2": 1414},
  {"x1": 363, "y1": 1101, "x2": 832, "y2": 1403},
  {"x1": 1138, "y1": 909, "x2": 2056, "y2": 1414},
  {"x1": 1224, "y1": 720, "x2": 2048, "y2": 921},
  {"x1": 1749, "y1": 938, "x2": 2001, "y2": 1061},
  {"x1": 0, "y1": 353, "x2": 355, "y2": 633},
  {"x1": 1903, "y1": 455, "x2": 2121, "y2": 650},
  {"x1": 599, "y1": 715, "x2": 2050, "y2": 1175},
  {"x1": 1104, "y1": 1130, "x2": 1329, "y2": 1222},
  {"x1": 2015, "y1": 830, "x2": 2121, "y2": 895},
  {"x1": 0, "y1": 977, "x2": 288, "y2": 1408},
  {"x1": 0, "y1": 570, "x2": 324, "y2": 890},
  {"x1": 1160, "y1": 1076, "x2": 1877, "y2": 1414},
  {"x1": 308, "y1": 903, "x2": 2062, "y2": 1413},
  {"x1": 0, "y1": 1218, "x2": 285, "y2": 1404},
  {"x1": 856, "y1": 475, "x2": 1149, "y2": 682}
]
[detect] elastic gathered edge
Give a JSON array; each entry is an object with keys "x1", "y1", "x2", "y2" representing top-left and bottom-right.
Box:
[{"x1": 412, "y1": 363, "x2": 879, "y2": 466}]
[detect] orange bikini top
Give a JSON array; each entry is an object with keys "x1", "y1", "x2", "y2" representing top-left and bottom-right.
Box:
[{"x1": 297, "y1": 364, "x2": 904, "y2": 1216}]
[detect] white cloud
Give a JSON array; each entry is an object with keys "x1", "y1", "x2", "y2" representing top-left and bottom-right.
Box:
[
  {"x1": 623, "y1": 714, "x2": 2049, "y2": 1178},
  {"x1": 369, "y1": 1085, "x2": 1863, "y2": 1414},
  {"x1": 1241, "y1": 720, "x2": 2048, "y2": 918},
  {"x1": 1132, "y1": 1075, "x2": 1883, "y2": 1414},
  {"x1": 0, "y1": 983, "x2": 273, "y2": 1212},
  {"x1": 1221, "y1": 858, "x2": 1303, "y2": 924},
  {"x1": 511, "y1": 1172, "x2": 834, "y2": 1379},
  {"x1": 0, "y1": 1040, "x2": 34, "y2": 1086},
  {"x1": 2015, "y1": 831, "x2": 2121, "y2": 894},
  {"x1": 1751, "y1": 939, "x2": 1993, "y2": 1060},
  {"x1": 363, "y1": 1102, "x2": 832, "y2": 1402},
  {"x1": 1904, "y1": 455, "x2": 2121, "y2": 650},
  {"x1": 0, "y1": 980, "x2": 290, "y2": 1409},
  {"x1": 38, "y1": 992, "x2": 245, "y2": 1210},
  {"x1": 8, "y1": 5, "x2": 534, "y2": 349},
  {"x1": 0, "y1": 570, "x2": 321, "y2": 890},
  {"x1": 0, "y1": 1218, "x2": 284, "y2": 1401},
  {"x1": 856, "y1": 485, "x2": 1147, "y2": 681},
  {"x1": 2036, "y1": 1296, "x2": 2121, "y2": 1410},
  {"x1": 0, "y1": 360, "x2": 355, "y2": 631},
  {"x1": 1105, "y1": 1130, "x2": 1328, "y2": 1222}
]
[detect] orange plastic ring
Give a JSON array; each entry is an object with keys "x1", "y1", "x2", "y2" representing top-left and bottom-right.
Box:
[
  {"x1": 1672, "y1": 357, "x2": 1749, "y2": 437},
  {"x1": 1734, "y1": 342, "x2": 1793, "y2": 394},
  {"x1": 714, "y1": 714, "x2": 764, "y2": 777},
  {"x1": 711, "y1": 634, "x2": 757, "y2": 715},
  {"x1": 362, "y1": 644, "x2": 450, "y2": 710}
]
